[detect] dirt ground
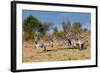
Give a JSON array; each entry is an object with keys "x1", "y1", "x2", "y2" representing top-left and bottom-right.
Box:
[{"x1": 22, "y1": 41, "x2": 91, "y2": 63}]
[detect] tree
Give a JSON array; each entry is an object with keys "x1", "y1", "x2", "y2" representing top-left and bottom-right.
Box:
[
  {"x1": 53, "y1": 27, "x2": 58, "y2": 33},
  {"x1": 23, "y1": 15, "x2": 42, "y2": 32},
  {"x1": 41, "y1": 21, "x2": 52, "y2": 35},
  {"x1": 71, "y1": 22, "x2": 82, "y2": 38},
  {"x1": 83, "y1": 28, "x2": 88, "y2": 32},
  {"x1": 23, "y1": 15, "x2": 43, "y2": 40},
  {"x1": 53, "y1": 27, "x2": 64, "y2": 39},
  {"x1": 62, "y1": 21, "x2": 71, "y2": 34}
]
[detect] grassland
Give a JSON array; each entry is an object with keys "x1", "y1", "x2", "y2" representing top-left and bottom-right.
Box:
[{"x1": 22, "y1": 41, "x2": 91, "y2": 63}]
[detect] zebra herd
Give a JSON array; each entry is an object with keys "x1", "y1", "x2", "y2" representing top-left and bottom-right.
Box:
[
  {"x1": 34, "y1": 36, "x2": 88, "y2": 52},
  {"x1": 35, "y1": 39, "x2": 54, "y2": 51}
]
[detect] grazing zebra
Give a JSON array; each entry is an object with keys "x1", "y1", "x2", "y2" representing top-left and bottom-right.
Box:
[
  {"x1": 42, "y1": 41, "x2": 50, "y2": 51},
  {"x1": 34, "y1": 39, "x2": 54, "y2": 52},
  {"x1": 43, "y1": 40, "x2": 54, "y2": 51},
  {"x1": 34, "y1": 40, "x2": 43, "y2": 49},
  {"x1": 65, "y1": 34, "x2": 73, "y2": 46}
]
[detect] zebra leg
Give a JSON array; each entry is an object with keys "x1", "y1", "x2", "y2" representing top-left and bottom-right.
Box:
[
  {"x1": 80, "y1": 44, "x2": 84, "y2": 50},
  {"x1": 43, "y1": 46, "x2": 47, "y2": 52},
  {"x1": 76, "y1": 43, "x2": 79, "y2": 48},
  {"x1": 51, "y1": 44, "x2": 53, "y2": 47},
  {"x1": 81, "y1": 44, "x2": 84, "y2": 50}
]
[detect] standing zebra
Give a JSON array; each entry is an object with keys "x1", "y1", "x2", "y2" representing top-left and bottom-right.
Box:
[{"x1": 77, "y1": 37, "x2": 85, "y2": 50}]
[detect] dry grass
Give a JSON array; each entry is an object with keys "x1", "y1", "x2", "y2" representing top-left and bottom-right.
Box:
[{"x1": 22, "y1": 41, "x2": 91, "y2": 63}]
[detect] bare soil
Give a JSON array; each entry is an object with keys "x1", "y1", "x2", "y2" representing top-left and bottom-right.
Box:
[{"x1": 22, "y1": 41, "x2": 91, "y2": 63}]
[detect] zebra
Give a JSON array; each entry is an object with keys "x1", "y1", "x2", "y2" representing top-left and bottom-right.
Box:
[
  {"x1": 34, "y1": 39, "x2": 54, "y2": 52},
  {"x1": 64, "y1": 36, "x2": 86, "y2": 50}
]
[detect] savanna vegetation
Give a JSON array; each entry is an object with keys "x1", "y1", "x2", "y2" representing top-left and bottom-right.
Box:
[{"x1": 22, "y1": 15, "x2": 91, "y2": 62}]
